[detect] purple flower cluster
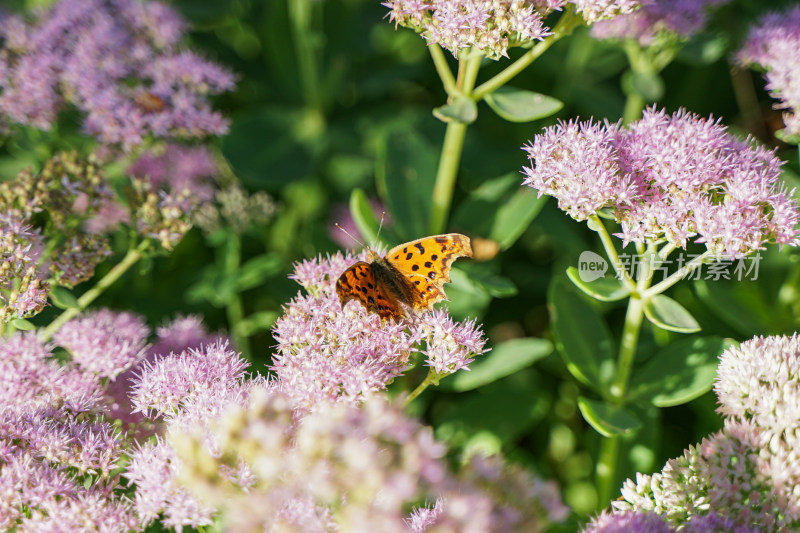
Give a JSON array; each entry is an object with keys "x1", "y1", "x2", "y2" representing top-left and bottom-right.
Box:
[
  {"x1": 0, "y1": 0, "x2": 235, "y2": 150},
  {"x1": 126, "y1": 339, "x2": 254, "y2": 529},
  {"x1": 0, "y1": 213, "x2": 48, "y2": 323},
  {"x1": 739, "y1": 7, "x2": 800, "y2": 139},
  {"x1": 383, "y1": 0, "x2": 641, "y2": 59},
  {"x1": 0, "y1": 153, "x2": 115, "y2": 303},
  {"x1": 383, "y1": 0, "x2": 551, "y2": 59},
  {"x1": 591, "y1": 0, "x2": 728, "y2": 46},
  {"x1": 272, "y1": 250, "x2": 488, "y2": 409},
  {"x1": 522, "y1": 107, "x2": 799, "y2": 258},
  {"x1": 172, "y1": 388, "x2": 568, "y2": 532},
  {"x1": 611, "y1": 334, "x2": 800, "y2": 531},
  {"x1": 0, "y1": 331, "x2": 136, "y2": 531},
  {"x1": 53, "y1": 309, "x2": 149, "y2": 380}
]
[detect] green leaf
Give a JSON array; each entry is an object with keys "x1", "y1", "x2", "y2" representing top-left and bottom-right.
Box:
[
  {"x1": 375, "y1": 128, "x2": 437, "y2": 240},
  {"x1": 628, "y1": 336, "x2": 730, "y2": 407},
  {"x1": 622, "y1": 70, "x2": 664, "y2": 102},
  {"x1": 50, "y1": 286, "x2": 80, "y2": 310},
  {"x1": 566, "y1": 267, "x2": 630, "y2": 302},
  {"x1": 490, "y1": 188, "x2": 548, "y2": 249},
  {"x1": 452, "y1": 264, "x2": 517, "y2": 298},
  {"x1": 484, "y1": 86, "x2": 564, "y2": 123},
  {"x1": 578, "y1": 397, "x2": 642, "y2": 437},
  {"x1": 433, "y1": 96, "x2": 477, "y2": 124},
  {"x1": 235, "y1": 254, "x2": 283, "y2": 292},
  {"x1": 776, "y1": 128, "x2": 800, "y2": 145},
  {"x1": 548, "y1": 276, "x2": 616, "y2": 393},
  {"x1": 450, "y1": 338, "x2": 553, "y2": 391},
  {"x1": 234, "y1": 311, "x2": 279, "y2": 337},
  {"x1": 349, "y1": 188, "x2": 380, "y2": 245},
  {"x1": 644, "y1": 294, "x2": 701, "y2": 333},
  {"x1": 677, "y1": 33, "x2": 729, "y2": 66},
  {"x1": 10, "y1": 318, "x2": 35, "y2": 331},
  {"x1": 693, "y1": 279, "x2": 771, "y2": 336}
]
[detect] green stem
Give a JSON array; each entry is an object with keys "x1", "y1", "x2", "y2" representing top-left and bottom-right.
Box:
[
  {"x1": 222, "y1": 234, "x2": 250, "y2": 358},
  {"x1": 404, "y1": 368, "x2": 442, "y2": 406},
  {"x1": 642, "y1": 250, "x2": 714, "y2": 299},
  {"x1": 471, "y1": 8, "x2": 582, "y2": 101},
  {"x1": 40, "y1": 241, "x2": 149, "y2": 341},
  {"x1": 596, "y1": 242, "x2": 655, "y2": 507},
  {"x1": 429, "y1": 44, "x2": 457, "y2": 96},
  {"x1": 596, "y1": 434, "x2": 620, "y2": 508},
  {"x1": 288, "y1": 0, "x2": 322, "y2": 111},
  {"x1": 588, "y1": 215, "x2": 636, "y2": 290},
  {"x1": 429, "y1": 50, "x2": 482, "y2": 234}
]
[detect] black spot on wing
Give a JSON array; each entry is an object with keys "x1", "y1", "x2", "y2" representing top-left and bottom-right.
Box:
[
  {"x1": 368, "y1": 296, "x2": 376, "y2": 304},
  {"x1": 406, "y1": 253, "x2": 413, "y2": 260},
  {"x1": 412, "y1": 264, "x2": 419, "y2": 272},
  {"x1": 431, "y1": 254, "x2": 438, "y2": 261},
  {"x1": 415, "y1": 243, "x2": 425, "y2": 254},
  {"x1": 434, "y1": 236, "x2": 447, "y2": 244},
  {"x1": 428, "y1": 271, "x2": 436, "y2": 280},
  {"x1": 424, "y1": 261, "x2": 432, "y2": 268}
]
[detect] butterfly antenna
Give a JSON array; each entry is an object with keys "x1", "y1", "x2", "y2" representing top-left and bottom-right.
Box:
[
  {"x1": 335, "y1": 223, "x2": 366, "y2": 249},
  {"x1": 375, "y1": 212, "x2": 386, "y2": 245}
]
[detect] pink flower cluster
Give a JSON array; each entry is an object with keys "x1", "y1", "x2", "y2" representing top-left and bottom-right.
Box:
[
  {"x1": 171, "y1": 387, "x2": 568, "y2": 532},
  {"x1": 606, "y1": 334, "x2": 800, "y2": 531},
  {"x1": 739, "y1": 6, "x2": 800, "y2": 139},
  {"x1": 272, "y1": 250, "x2": 489, "y2": 409},
  {"x1": 0, "y1": 311, "x2": 223, "y2": 530},
  {"x1": 591, "y1": 0, "x2": 728, "y2": 46},
  {"x1": 0, "y1": 0, "x2": 234, "y2": 150},
  {"x1": 382, "y1": 0, "x2": 639, "y2": 59},
  {"x1": 522, "y1": 107, "x2": 799, "y2": 258}
]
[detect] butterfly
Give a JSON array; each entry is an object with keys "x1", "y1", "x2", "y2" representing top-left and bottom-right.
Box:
[{"x1": 336, "y1": 234, "x2": 472, "y2": 320}]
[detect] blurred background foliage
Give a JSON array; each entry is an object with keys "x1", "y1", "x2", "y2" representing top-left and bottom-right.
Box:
[{"x1": 5, "y1": 0, "x2": 800, "y2": 523}]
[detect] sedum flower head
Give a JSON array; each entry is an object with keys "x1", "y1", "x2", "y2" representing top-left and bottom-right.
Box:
[
  {"x1": 383, "y1": 0, "x2": 641, "y2": 59},
  {"x1": 53, "y1": 308, "x2": 149, "y2": 380},
  {"x1": 0, "y1": 0, "x2": 234, "y2": 150},
  {"x1": 383, "y1": 0, "x2": 552, "y2": 59},
  {"x1": 591, "y1": 0, "x2": 728, "y2": 46},
  {"x1": 715, "y1": 334, "x2": 800, "y2": 437},
  {"x1": 0, "y1": 152, "x2": 115, "y2": 297},
  {"x1": 583, "y1": 509, "x2": 672, "y2": 532},
  {"x1": 272, "y1": 251, "x2": 488, "y2": 409},
  {"x1": 126, "y1": 339, "x2": 253, "y2": 529},
  {"x1": 612, "y1": 332, "x2": 800, "y2": 531},
  {"x1": 522, "y1": 107, "x2": 799, "y2": 258},
  {"x1": 0, "y1": 213, "x2": 49, "y2": 322},
  {"x1": 173, "y1": 388, "x2": 567, "y2": 533},
  {"x1": 739, "y1": 7, "x2": 800, "y2": 139},
  {"x1": 0, "y1": 332, "x2": 138, "y2": 531}
]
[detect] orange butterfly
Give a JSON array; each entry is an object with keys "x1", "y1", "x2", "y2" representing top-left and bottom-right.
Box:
[{"x1": 336, "y1": 234, "x2": 472, "y2": 320}]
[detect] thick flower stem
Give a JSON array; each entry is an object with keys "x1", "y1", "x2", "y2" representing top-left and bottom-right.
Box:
[
  {"x1": 40, "y1": 241, "x2": 149, "y2": 341},
  {"x1": 429, "y1": 51, "x2": 482, "y2": 234},
  {"x1": 222, "y1": 234, "x2": 251, "y2": 359},
  {"x1": 288, "y1": 0, "x2": 323, "y2": 112},
  {"x1": 597, "y1": 245, "x2": 653, "y2": 507},
  {"x1": 405, "y1": 367, "x2": 443, "y2": 406},
  {"x1": 596, "y1": 434, "x2": 620, "y2": 508}
]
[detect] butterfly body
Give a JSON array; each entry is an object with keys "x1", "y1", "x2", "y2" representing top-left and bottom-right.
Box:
[{"x1": 336, "y1": 234, "x2": 472, "y2": 320}]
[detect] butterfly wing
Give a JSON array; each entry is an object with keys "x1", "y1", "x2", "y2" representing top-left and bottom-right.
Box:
[
  {"x1": 336, "y1": 261, "x2": 404, "y2": 320},
  {"x1": 384, "y1": 233, "x2": 472, "y2": 312}
]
